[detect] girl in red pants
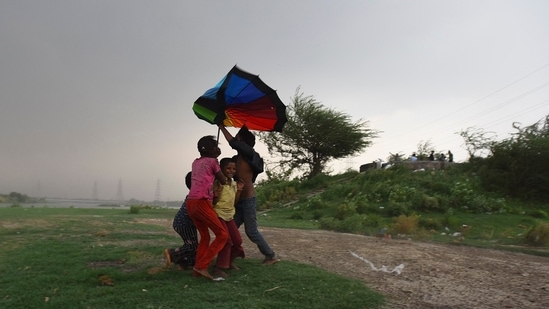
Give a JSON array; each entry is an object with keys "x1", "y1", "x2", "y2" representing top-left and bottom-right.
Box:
[{"x1": 186, "y1": 135, "x2": 228, "y2": 280}]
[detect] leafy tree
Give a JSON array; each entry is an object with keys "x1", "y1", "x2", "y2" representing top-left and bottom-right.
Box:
[
  {"x1": 8, "y1": 192, "x2": 28, "y2": 203},
  {"x1": 457, "y1": 127, "x2": 496, "y2": 159},
  {"x1": 416, "y1": 140, "x2": 434, "y2": 160},
  {"x1": 260, "y1": 88, "x2": 379, "y2": 179},
  {"x1": 478, "y1": 115, "x2": 549, "y2": 200}
]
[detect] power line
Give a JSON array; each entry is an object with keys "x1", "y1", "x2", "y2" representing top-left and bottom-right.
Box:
[
  {"x1": 367, "y1": 62, "x2": 549, "y2": 156},
  {"x1": 399, "y1": 61, "x2": 549, "y2": 136}
]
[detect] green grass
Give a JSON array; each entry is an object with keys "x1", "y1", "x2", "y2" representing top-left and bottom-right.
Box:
[
  {"x1": 257, "y1": 206, "x2": 549, "y2": 257},
  {"x1": 0, "y1": 207, "x2": 384, "y2": 309},
  {"x1": 255, "y1": 169, "x2": 549, "y2": 257}
]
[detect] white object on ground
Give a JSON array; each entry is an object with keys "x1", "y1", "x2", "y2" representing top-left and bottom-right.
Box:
[{"x1": 350, "y1": 251, "x2": 404, "y2": 274}]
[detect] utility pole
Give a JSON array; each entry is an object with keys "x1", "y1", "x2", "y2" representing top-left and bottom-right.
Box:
[{"x1": 154, "y1": 179, "x2": 161, "y2": 205}]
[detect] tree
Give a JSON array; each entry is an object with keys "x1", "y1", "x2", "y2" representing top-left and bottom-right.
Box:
[
  {"x1": 8, "y1": 192, "x2": 28, "y2": 203},
  {"x1": 457, "y1": 127, "x2": 496, "y2": 159},
  {"x1": 415, "y1": 140, "x2": 434, "y2": 161},
  {"x1": 259, "y1": 88, "x2": 379, "y2": 179},
  {"x1": 478, "y1": 116, "x2": 549, "y2": 200}
]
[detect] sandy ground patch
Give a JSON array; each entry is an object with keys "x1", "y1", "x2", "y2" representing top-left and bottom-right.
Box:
[{"x1": 144, "y1": 218, "x2": 549, "y2": 308}]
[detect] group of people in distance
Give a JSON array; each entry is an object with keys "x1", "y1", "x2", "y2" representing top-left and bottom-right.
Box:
[
  {"x1": 163, "y1": 123, "x2": 279, "y2": 281},
  {"x1": 410, "y1": 150, "x2": 453, "y2": 162},
  {"x1": 428, "y1": 150, "x2": 453, "y2": 162}
]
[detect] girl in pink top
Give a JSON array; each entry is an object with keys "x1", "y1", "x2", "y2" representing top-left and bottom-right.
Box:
[{"x1": 186, "y1": 135, "x2": 228, "y2": 280}]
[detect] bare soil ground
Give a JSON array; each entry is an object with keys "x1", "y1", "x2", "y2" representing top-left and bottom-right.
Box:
[
  {"x1": 241, "y1": 227, "x2": 549, "y2": 309},
  {"x1": 145, "y1": 215, "x2": 549, "y2": 309}
]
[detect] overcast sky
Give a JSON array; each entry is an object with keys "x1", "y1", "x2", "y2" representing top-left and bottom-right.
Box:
[{"x1": 1, "y1": 0, "x2": 548, "y2": 201}]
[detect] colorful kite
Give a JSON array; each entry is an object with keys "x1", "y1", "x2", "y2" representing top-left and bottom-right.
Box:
[{"x1": 193, "y1": 66, "x2": 287, "y2": 132}]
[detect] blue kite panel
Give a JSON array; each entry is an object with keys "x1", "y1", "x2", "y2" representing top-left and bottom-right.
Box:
[{"x1": 225, "y1": 75, "x2": 264, "y2": 105}]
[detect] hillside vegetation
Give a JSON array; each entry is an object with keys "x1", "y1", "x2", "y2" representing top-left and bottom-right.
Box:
[{"x1": 255, "y1": 163, "x2": 549, "y2": 256}]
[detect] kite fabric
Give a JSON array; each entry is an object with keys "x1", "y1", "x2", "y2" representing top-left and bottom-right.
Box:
[{"x1": 193, "y1": 65, "x2": 287, "y2": 132}]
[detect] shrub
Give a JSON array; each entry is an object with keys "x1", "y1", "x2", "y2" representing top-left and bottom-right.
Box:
[
  {"x1": 419, "y1": 217, "x2": 442, "y2": 231},
  {"x1": 340, "y1": 214, "x2": 367, "y2": 234},
  {"x1": 393, "y1": 214, "x2": 419, "y2": 234},
  {"x1": 420, "y1": 194, "x2": 439, "y2": 211},
  {"x1": 388, "y1": 184, "x2": 415, "y2": 205},
  {"x1": 467, "y1": 196, "x2": 507, "y2": 214},
  {"x1": 364, "y1": 214, "x2": 383, "y2": 228},
  {"x1": 449, "y1": 181, "x2": 475, "y2": 207},
  {"x1": 336, "y1": 201, "x2": 357, "y2": 220},
  {"x1": 300, "y1": 173, "x2": 331, "y2": 190},
  {"x1": 384, "y1": 202, "x2": 410, "y2": 217},
  {"x1": 129, "y1": 205, "x2": 140, "y2": 214},
  {"x1": 305, "y1": 196, "x2": 329, "y2": 210},
  {"x1": 523, "y1": 222, "x2": 549, "y2": 246},
  {"x1": 442, "y1": 213, "x2": 459, "y2": 229},
  {"x1": 319, "y1": 217, "x2": 339, "y2": 231}
]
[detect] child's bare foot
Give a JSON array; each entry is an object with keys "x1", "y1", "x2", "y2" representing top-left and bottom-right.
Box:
[
  {"x1": 163, "y1": 249, "x2": 172, "y2": 268},
  {"x1": 213, "y1": 267, "x2": 228, "y2": 279},
  {"x1": 192, "y1": 267, "x2": 213, "y2": 280},
  {"x1": 262, "y1": 255, "x2": 280, "y2": 265}
]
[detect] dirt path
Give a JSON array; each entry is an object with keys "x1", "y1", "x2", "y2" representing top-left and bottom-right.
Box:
[{"x1": 242, "y1": 227, "x2": 549, "y2": 309}]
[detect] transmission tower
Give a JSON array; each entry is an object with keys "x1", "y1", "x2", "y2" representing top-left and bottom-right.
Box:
[
  {"x1": 154, "y1": 179, "x2": 162, "y2": 205},
  {"x1": 92, "y1": 180, "x2": 99, "y2": 200},
  {"x1": 116, "y1": 179, "x2": 125, "y2": 202}
]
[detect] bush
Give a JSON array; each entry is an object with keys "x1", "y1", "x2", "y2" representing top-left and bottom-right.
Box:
[
  {"x1": 129, "y1": 205, "x2": 140, "y2": 214},
  {"x1": 468, "y1": 196, "x2": 507, "y2": 214},
  {"x1": 477, "y1": 115, "x2": 549, "y2": 201},
  {"x1": 524, "y1": 222, "x2": 549, "y2": 246},
  {"x1": 420, "y1": 194, "x2": 439, "y2": 211},
  {"x1": 364, "y1": 214, "x2": 383, "y2": 228},
  {"x1": 419, "y1": 217, "x2": 442, "y2": 231},
  {"x1": 336, "y1": 201, "x2": 357, "y2": 220},
  {"x1": 319, "y1": 217, "x2": 339, "y2": 231},
  {"x1": 340, "y1": 214, "x2": 368, "y2": 234},
  {"x1": 305, "y1": 196, "x2": 329, "y2": 210},
  {"x1": 384, "y1": 202, "x2": 410, "y2": 217},
  {"x1": 393, "y1": 214, "x2": 419, "y2": 234}
]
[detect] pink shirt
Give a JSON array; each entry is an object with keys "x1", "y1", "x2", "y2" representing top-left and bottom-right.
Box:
[{"x1": 187, "y1": 157, "x2": 221, "y2": 200}]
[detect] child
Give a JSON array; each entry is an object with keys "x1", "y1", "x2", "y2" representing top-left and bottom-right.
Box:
[
  {"x1": 212, "y1": 157, "x2": 245, "y2": 278},
  {"x1": 186, "y1": 135, "x2": 229, "y2": 280},
  {"x1": 218, "y1": 124, "x2": 279, "y2": 265},
  {"x1": 164, "y1": 172, "x2": 197, "y2": 270}
]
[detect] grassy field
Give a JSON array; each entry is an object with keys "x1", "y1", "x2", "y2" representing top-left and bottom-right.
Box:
[{"x1": 0, "y1": 207, "x2": 384, "y2": 309}]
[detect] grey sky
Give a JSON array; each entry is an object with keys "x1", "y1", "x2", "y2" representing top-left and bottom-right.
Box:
[{"x1": 1, "y1": 0, "x2": 548, "y2": 201}]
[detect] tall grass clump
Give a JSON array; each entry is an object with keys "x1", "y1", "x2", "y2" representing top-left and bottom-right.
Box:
[
  {"x1": 128, "y1": 205, "x2": 140, "y2": 214},
  {"x1": 392, "y1": 214, "x2": 419, "y2": 235},
  {"x1": 524, "y1": 222, "x2": 549, "y2": 246}
]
